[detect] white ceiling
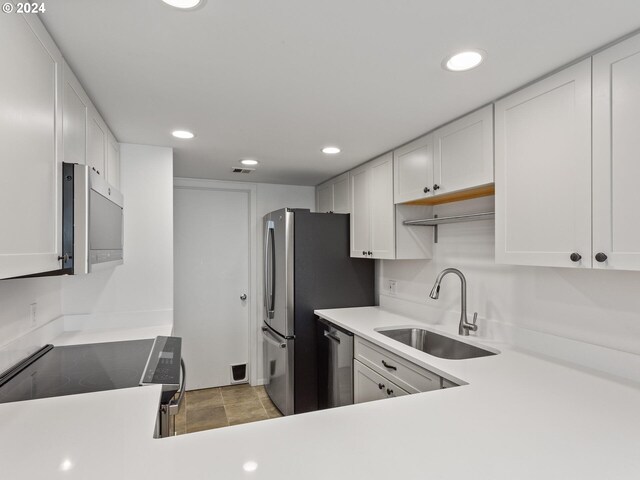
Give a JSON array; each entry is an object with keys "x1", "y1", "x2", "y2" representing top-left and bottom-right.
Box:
[{"x1": 41, "y1": 1, "x2": 640, "y2": 185}]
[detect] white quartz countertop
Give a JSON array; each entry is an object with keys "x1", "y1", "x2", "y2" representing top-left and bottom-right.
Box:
[{"x1": 2, "y1": 307, "x2": 640, "y2": 479}]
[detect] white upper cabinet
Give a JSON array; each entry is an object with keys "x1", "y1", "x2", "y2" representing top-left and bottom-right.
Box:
[
  {"x1": 106, "y1": 133, "x2": 121, "y2": 189},
  {"x1": 62, "y1": 62, "x2": 88, "y2": 165},
  {"x1": 350, "y1": 154, "x2": 431, "y2": 260},
  {"x1": 433, "y1": 105, "x2": 494, "y2": 195},
  {"x1": 0, "y1": 15, "x2": 63, "y2": 278},
  {"x1": 368, "y1": 156, "x2": 396, "y2": 259},
  {"x1": 495, "y1": 59, "x2": 592, "y2": 268},
  {"x1": 394, "y1": 134, "x2": 434, "y2": 204},
  {"x1": 350, "y1": 159, "x2": 376, "y2": 258},
  {"x1": 393, "y1": 106, "x2": 494, "y2": 205},
  {"x1": 316, "y1": 172, "x2": 349, "y2": 214},
  {"x1": 87, "y1": 109, "x2": 107, "y2": 176},
  {"x1": 592, "y1": 34, "x2": 640, "y2": 271}
]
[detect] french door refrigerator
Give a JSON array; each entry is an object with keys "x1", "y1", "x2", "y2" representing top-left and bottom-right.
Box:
[{"x1": 261, "y1": 208, "x2": 374, "y2": 415}]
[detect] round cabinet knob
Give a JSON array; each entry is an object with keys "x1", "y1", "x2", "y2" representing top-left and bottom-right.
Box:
[
  {"x1": 433, "y1": 184, "x2": 440, "y2": 191},
  {"x1": 569, "y1": 253, "x2": 582, "y2": 262},
  {"x1": 386, "y1": 388, "x2": 394, "y2": 396},
  {"x1": 240, "y1": 294, "x2": 247, "y2": 301},
  {"x1": 378, "y1": 383, "x2": 385, "y2": 390},
  {"x1": 595, "y1": 252, "x2": 608, "y2": 263},
  {"x1": 367, "y1": 251, "x2": 372, "y2": 256},
  {"x1": 423, "y1": 186, "x2": 430, "y2": 193},
  {"x1": 362, "y1": 250, "x2": 367, "y2": 256}
]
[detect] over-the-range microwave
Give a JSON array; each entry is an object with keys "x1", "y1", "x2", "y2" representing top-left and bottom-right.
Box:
[{"x1": 57, "y1": 162, "x2": 124, "y2": 275}]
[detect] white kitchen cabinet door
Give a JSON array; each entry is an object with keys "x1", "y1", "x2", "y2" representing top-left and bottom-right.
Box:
[
  {"x1": 495, "y1": 59, "x2": 592, "y2": 268},
  {"x1": 106, "y1": 134, "x2": 121, "y2": 189},
  {"x1": 350, "y1": 164, "x2": 371, "y2": 258},
  {"x1": 433, "y1": 105, "x2": 494, "y2": 196},
  {"x1": 62, "y1": 62, "x2": 88, "y2": 165},
  {"x1": 87, "y1": 109, "x2": 107, "y2": 176},
  {"x1": 369, "y1": 153, "x2": 395, "y2": 259},
  {"x1": 0, "y1": 15, "x2": 63, "y2": 278},
  {"x1": 393, "y1": 133, "x2": 434, "y2": 204},
  {"x1": 316, "y1": 182, "x2": 334, "y2": 213},
  {"x1": 316, "y1": 172, "x2": 350, "y2": 214},
  {"x1": 332, "y1": 172, "x2": 350, "y2": 214},
  {"x1": 354, "y1": 360, "x2": 408, "y2": 404},
  {"x1": 593, "y1": 34, "x2": 640, "y2": 271}
]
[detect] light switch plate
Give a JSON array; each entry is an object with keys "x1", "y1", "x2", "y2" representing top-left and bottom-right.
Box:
[{"x1": 387, "y1": 279, "x2": 397, "y2": 295}]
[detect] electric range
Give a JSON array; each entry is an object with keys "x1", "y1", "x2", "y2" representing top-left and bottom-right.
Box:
[{"x1": 0, "y1": 337, "x2": 185, "y2": 437}]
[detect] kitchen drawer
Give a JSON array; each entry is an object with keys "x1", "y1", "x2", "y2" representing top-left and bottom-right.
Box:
[
  {"x1": 354, "y1": 360, "x2": 409, "y2": 404},
  {"x1": 354, "y1": 337, "x2": 440, "y2": 393}
]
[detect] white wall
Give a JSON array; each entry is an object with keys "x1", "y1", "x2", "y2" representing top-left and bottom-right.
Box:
[
  {"x1": 0, "y1": 276, "x2": 62, "y2": 349},
  {"x1": 62, "y1": 144, "x2": 174, "y2": 322},
  {"x1": 379, "y1": 196, "x2": 640, "y2": 356}
]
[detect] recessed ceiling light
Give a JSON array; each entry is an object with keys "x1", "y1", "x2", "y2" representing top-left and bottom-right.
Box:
[
  {"x1": 172, "y1": 130, "x2": 195, "y2": 139},
  {"x1": 443, "y1": 50, "x2": 485, "y2": 72},
  {"x1": 240, "y1": 159, "x2": 259, "y2": 166},
  {"x1": 161, "y1": 0, "x2": 202, "y2": 9},
  {"x1": 322, "y1": 147, "x2": 341, "y2": 154}
]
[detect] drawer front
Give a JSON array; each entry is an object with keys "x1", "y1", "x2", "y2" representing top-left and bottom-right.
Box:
[
  {"x1": 441, "y1": 378, "x2": 459, "y2": 389},
  {"x1": 354, "y1": 360, "x2": 409, "y2": 404},
  {"x1": 355, "y1": 337, "x2": 440, "y2": 393}
]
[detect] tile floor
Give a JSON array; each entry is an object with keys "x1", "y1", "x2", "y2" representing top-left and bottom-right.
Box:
[{"x1": 174, "y1": 384, "x2": 283, "y2": 435}]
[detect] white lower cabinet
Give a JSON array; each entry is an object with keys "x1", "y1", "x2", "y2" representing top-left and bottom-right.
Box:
[{"x1": 354, "y1": 360, "x2": 408, "y2": 403}]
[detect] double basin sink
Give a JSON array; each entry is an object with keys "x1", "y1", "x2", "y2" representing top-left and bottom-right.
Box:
[{"x1": 377, "y1": 328, "x2": 496, "y2": 360}]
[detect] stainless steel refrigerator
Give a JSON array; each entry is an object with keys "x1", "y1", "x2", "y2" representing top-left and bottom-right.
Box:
[{"x1": 261, "y1": 208, "x2": 374, "y2": 415}]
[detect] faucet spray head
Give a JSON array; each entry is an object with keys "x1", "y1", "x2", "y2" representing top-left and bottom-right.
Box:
[{"x1": 429, "y1": 283, "x2": 440, "y2": 300}]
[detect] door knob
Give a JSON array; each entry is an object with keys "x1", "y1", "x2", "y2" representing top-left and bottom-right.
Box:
[
  {"x1": 240, "y1": 294, "x2": 247, "y2": 301},
  {"x1": 595, "y1": 252, "x2": 608, "y2": 263},
  {"x1": 569, "y1": 253, "x2": 582, "y2": 262}
]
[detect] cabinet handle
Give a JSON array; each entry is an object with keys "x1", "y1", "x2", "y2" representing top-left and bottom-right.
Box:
[
  {"x1": 362, "y1": 250, "x2": 367, "y2": 256},
  {"x1": 595, "y1": 252, "x2": 608, "y2": 263},
  {"x1": 367, "y1": 251, "x2": 372, "y2": 256},
  {"x1": 569, "y1": 253, "x2": 582, "y2": 262},
  {"x1": 386, "y1": 388, "x2": 394, "y2": 396},
  {"x1": 423, "y1": 186, "x2": 430, "y2": 193},
  {"x1": 378, "y1": 383, "x2": 385, "y2": 390},
  {"x1": 381, "y1": 360, "x2": 397, "y2": 371},
  {"x1": 433, "y1": 184, "x2": 440, "y2": 191}
]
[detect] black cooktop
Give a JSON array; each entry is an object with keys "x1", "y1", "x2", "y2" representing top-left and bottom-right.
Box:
[{"x1": 0, "y1": 339, "x2": 154, "y2": 404}]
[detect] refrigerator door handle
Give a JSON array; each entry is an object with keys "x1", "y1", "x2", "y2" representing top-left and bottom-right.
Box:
[
  {"x1": 262, "y1": 326, "x2": 286, "y2": 349},
  {"x1": 264, "y1": 220, "x2": 275, "y2": 319}
]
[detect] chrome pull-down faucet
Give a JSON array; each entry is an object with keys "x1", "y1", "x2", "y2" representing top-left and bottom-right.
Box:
[{"x1": 429, "y1": 268, "x2": 478, "y2": 336}]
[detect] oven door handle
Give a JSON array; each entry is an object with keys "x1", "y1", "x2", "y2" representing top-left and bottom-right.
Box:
[{"x1": 167, "y1": 358, "x2": 186, "y2": 416}]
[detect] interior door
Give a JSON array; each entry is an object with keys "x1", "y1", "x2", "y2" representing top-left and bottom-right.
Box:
[{"x1": 174, "y1": 187, "x2": 250, "y2": 390}]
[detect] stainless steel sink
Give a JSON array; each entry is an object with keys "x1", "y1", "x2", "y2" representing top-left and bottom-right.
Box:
[{"x1": 377, "y1": 328, "x2": 496, "y2": 360}]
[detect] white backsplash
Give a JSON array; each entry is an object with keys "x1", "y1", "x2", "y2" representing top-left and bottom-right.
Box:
[{"x1": 378, "y1": 196, "x2": 640, "y2": 358}]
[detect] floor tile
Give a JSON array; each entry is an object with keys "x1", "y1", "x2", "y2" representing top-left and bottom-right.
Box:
[
  {"x1": 255, "y1": 385, "x2": 269, "y2": 400},
  {"x1": 187, "y1": 405, "x2": 228, "y2": 433},
  {"x1": 186, "y1": 387, "x2": 224, "y2": 410},
  {"x1": 225, "y1": 399, "x2": 269, "y2": 426},
  {"x1": 220, "y1": 384, "x2": 260, "y2": 405},
  {"x1": 261, "y1": 398, "x2": 283, "y2": 419}
]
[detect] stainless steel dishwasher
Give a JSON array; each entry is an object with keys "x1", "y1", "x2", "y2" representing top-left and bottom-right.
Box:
[{"x1": 317, "y1": 317, "x2": 353, "y2": 409}]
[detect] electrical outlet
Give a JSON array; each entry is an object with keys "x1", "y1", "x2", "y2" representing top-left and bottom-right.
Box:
[
  {"x1": 29, "y1": 303, "x2": 37, "y2": 326},
  {"x1": 387, "y1": 279, "x2": 397, "y2": 295}
]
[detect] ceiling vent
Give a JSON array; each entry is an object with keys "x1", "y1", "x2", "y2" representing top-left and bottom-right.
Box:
[{"x1": 232, "y1": 167, "x2": 255, "y2": 174}]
